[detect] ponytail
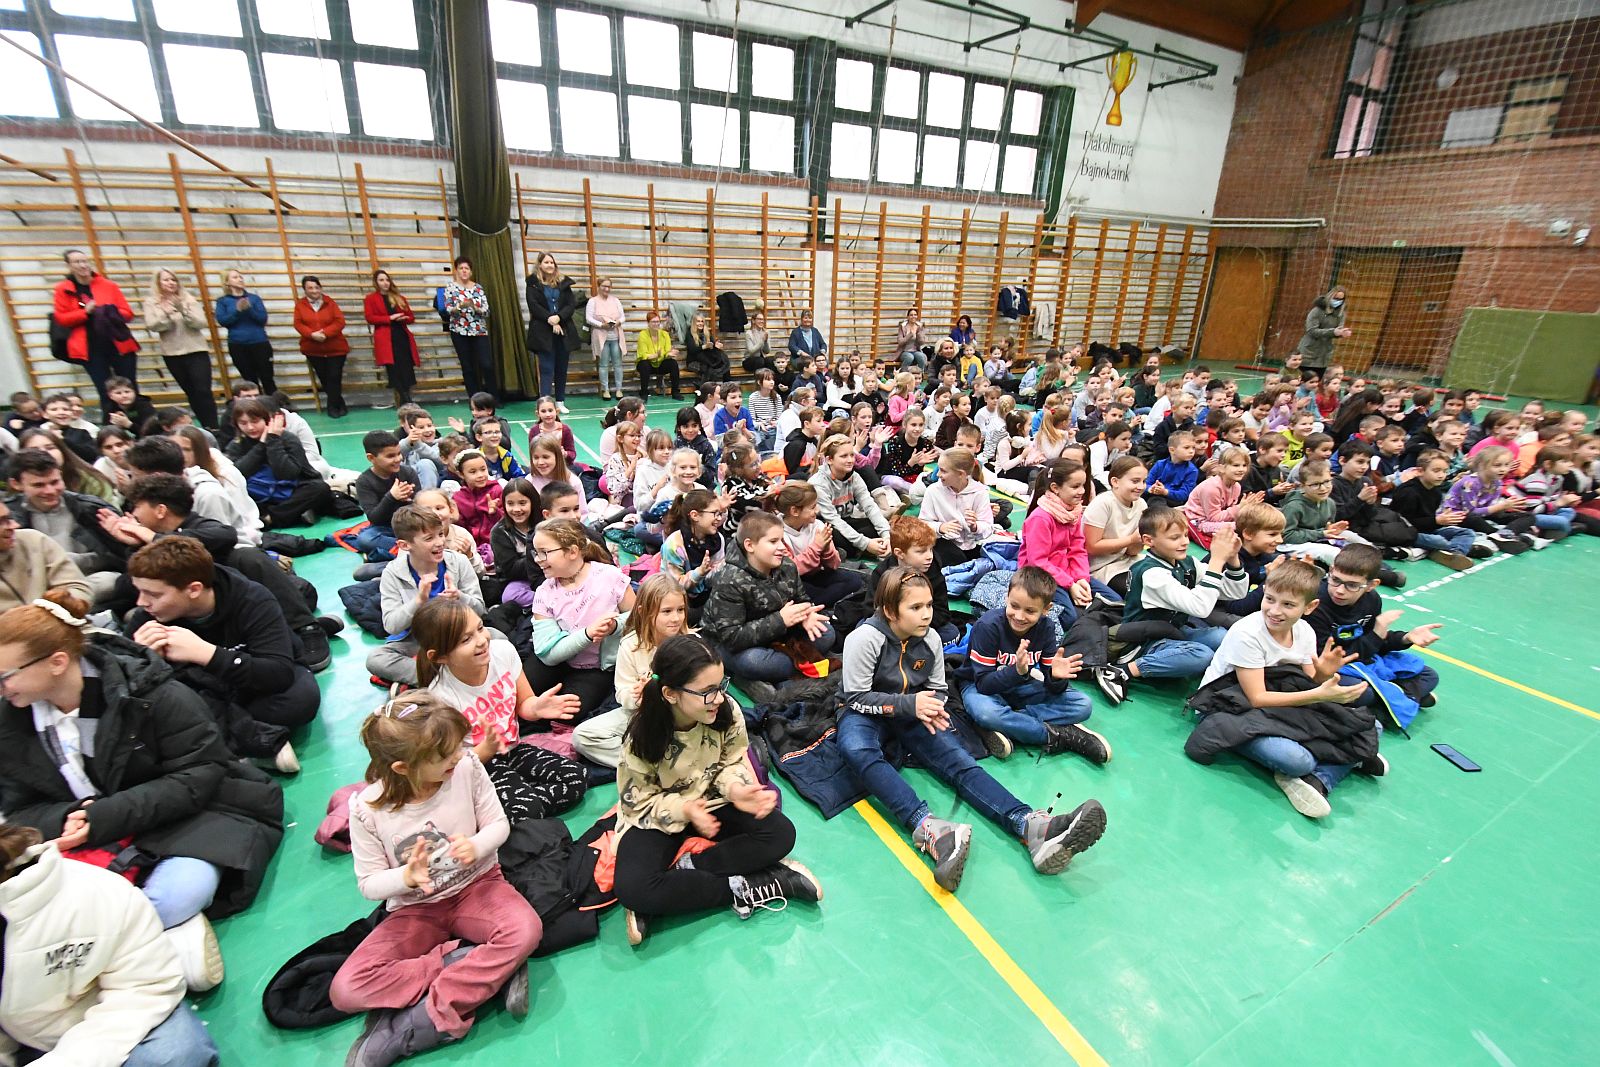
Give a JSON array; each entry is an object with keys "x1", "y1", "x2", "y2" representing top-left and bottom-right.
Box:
[{"x1": 663, "y1": 487, "x2": 717, "y2": 535}]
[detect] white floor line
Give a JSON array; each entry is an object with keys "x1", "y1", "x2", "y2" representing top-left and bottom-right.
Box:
[{"x1": 1388, "y1": 551, "x2": 1511, "y2": 602}]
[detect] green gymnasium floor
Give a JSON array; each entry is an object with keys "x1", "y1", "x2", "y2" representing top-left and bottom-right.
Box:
[{"x1": 194, "y1": 389, "x2": 1600, "y2": 1067}]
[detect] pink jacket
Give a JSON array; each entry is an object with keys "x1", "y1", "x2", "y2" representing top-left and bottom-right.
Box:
[
  {"x1": 453, "y1": 480, "x2": 504, "y2": 545},
  {"x1": 1018, "y1": 501, "x2": 1089, "y2": 589},
  {"x1": 1183, "y1": 477, "x2": 1243, "y2": 538}
]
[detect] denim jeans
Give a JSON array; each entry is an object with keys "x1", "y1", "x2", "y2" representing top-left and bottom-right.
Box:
[
  {"x1": 1238, "y1": 734, "x2": 1357, "y2": 794},
  {"x1": 142, "y1": 856, "x2": 222, "y2": 929},
  {"x1": 754, "y1": 425, "x2": 778, "y2": 454},
  {"x1": 354, "y1": 523, "x2": 397, "y2": 562},
  {"x1": 1533, "y1": 508, "x2": 1575, "y2": 535},
  {"x1": 836, "y1": 710, "x2": 1030, "y2": 833},
  {"x1": 1052, "y1": 577, "x2": 1124, "y2": 623},
  {"x1": 596, "y1": 340, "x2": 623, "y2": 394},
  {"x1": 537, "y1": 345, "x2": 570, "y2": 402},
  {"x1": 1135, "y1": 623, "x2": 1227, "y2": 680},
  {"x1": 958, "y1": 680, "x2": 1091, "y2": 746},
  {"x1": 1414, "y1": 527, "x2": 1475, "y2": 555},
  {"x1": 412, "y1": 458, "x2": 442, "y2": 490},
  {"x1": 899, "y1": 351, "x2": 927, "y2": 372},
  {"x1": 124, "y1": 1003, "x2": 219, "y2": 1067},
  {"x1": 723, "y1": 625, "x2": 837, "y2": 683}
]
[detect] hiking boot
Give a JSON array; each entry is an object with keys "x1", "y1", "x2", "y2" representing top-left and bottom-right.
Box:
[
  {"x1": 625, "y1": 910, "x2": 650, "y2": 946},
  {"x1": 1357, "y1": 753, "x2": 1389, "y2": 777},
  {"x1": 1092, "y1": 665, "x2": 1129, "y2": 705},
  {"x1": 1489, "y1": 531, "x2": 1528, "y2": 555},
  {"x1": 912, "y1": 816, "x2": 972, "y2": 892},
  {"x1": 1427, "y1": 549, "x2": 1473, "y2": 571},
  {"x1": 1042, "y1": 723, "x2": 1112, "y2": 764},
  {"x1": 296, "y1": 625, "x2": 332, "y2": 672},
  {"x1": 166, "y1": 913, "x2": 224, "y2": 992},
  {"x1": 1022, "y1": 799, "x2": 1107, "y2": 875},
  {"x1": 979, "y1": 727, "x2": 1014, "y2": 759},
  {"x1": 345, "y1": 999, "x2": 454, "y2": 1067},
  {"x1": 730, "y1": 859, "x2": 823, "y2": 919},
  {"x1": 1274, "y1": 773, "x2": 1331, "y2": 818}
]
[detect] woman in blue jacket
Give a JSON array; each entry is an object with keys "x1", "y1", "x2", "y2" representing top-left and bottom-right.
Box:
[
  {"x1": 836, "y1": 567, "x2": 1107, "y2": 894},
  {"x1": 949, "y1": 314, "x2": 977, "y2": 349},
  {"x1": 214, "y1": 269, "x2": 274, "y2": 392}
]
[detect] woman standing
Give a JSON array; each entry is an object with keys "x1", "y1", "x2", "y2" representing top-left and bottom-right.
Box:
[
  {"x1": 213, "y1": 269, "x2": 274, "y2": 392},
  {"x1": 743, "y1": 311, "x2": 771, "y2": 374},
  {"x1": 585, "y1": 275, "x2": 626, "y2": 401},
  {"x1": 1296, "y1": 285, "x2": 1351, "y2": 383},
  {"x1": 896, "y1": 307, "x2": 928, "y2": 371},
  {"x1": 444, "y1": 256, "x2": 495, "y2": 400},
  {"x1": 292, "y1": 275, "x2": 350, "y2": 418},
  {"x1": 142, "y1": 269, "x2": 218, "y2": 428},
  {"x1": 685, "y1": 311, "x2": 729, "y2": 382},
  {"x1": 364, "y1": 268, "x2": 419, "y2": 406},
  {"x1": 525, "y1": 251, "x2": 577, "y2": 413},
  {"x1": 52, "y1": 249, "x2": 140, "y2": 410}
]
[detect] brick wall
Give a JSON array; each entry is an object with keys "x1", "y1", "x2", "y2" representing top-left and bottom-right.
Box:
[{"x1": 1211, "y1": 16, "x2": 1600, "y2": 375}]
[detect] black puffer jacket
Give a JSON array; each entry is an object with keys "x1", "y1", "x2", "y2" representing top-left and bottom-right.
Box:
[
  {"x1": 0, "y1": 633, "x2": 284, "y2": 917},
  {"x1": 700, "y1": 556, "x2": 808, "y2": 653},
  {"x1": 1184, "y1": 664, "x2": 1380, "y2": 767}
]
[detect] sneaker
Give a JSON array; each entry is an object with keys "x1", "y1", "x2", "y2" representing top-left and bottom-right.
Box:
[
  {"x1": 502, "y1": 963, "x2": 530, "y2": 1019},
  {"x1": 1466, "y1": 541, "x2": 1495, "y2": 559},
  {"x1": 1402, "y1": 547, "x2": 1427, "y2": 562},
  {"x1": 296, "y1": 624, "x2": 332, "y2": 673},
  {"x1": 1525, "y1": 533, "x2": 1554, "y2": 551},
  {"x1": 557, "y1": 402, "x2": 571, "y2": 415},
  {"x1": 1042, "y1": 722, "x2": 1112, "y2": 764},
  {"x1": 345, "y1": 998, "x2": 454, "y2": 1067},
  {"x1": 1427, "y1": 549, "x2": 1473, "y2": 572},
  {"x1": 625, "y1": 909, "x2": 650, "y2": 946},
  {"x1": 730, "y1": 859, "x2": 824, "y2": 919},
  {"x1": 1022, "y1": 799, "x2": 1107, "y2": 875},
  {"x1": 316, "y1": 614, "x2": 346, "y2": 637},
  {"x1": 1091, "y1": 665, "x2": 1129, "y2": 705},
  {"x1": 1273, "y1": 773, "x2": 1331, "y2": 818},
  {"x1": 1489, "y1": 531, "x2": 1528, "y2": 555},
  {"x1": 1357, "y1": 753, "x2": 1389, "y2": 777},
  {"x1": 912, "y1": 816, "x2": 972, "y2": 892},
  {"x1": 1419, "y1": 692, "x2": 1437, "y2": 708},
  {"x1": 274, "y1": 740, "x2": 301, "y2": 775},
  {"x1": 370, "y1": 396, "x2": 396, "y2": 410},
  {"x1": 166, "y1": 913, "x2": 224, "y2": 992},
  {"x1": 1377, "y1": 565, "x2": 1407, "y2": 589},
  {"x1": 978, "y1": 727, "x2": 1014, "y2": 759},
  {"x1": 352, "y1": 561, "x2": 389, "y2": 581}
]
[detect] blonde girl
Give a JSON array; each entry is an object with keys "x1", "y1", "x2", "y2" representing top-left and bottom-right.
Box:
[
  {"x1": 1183, "y1": 446, "x2": 1265, "y2": 546},
  {"x1": 887, "y1": 371, "x2": 917, "y2": 427},
  {"x1": 575, "y1": 574, "x2": 691, "y2": 767},
  {"x1": 809, "y1": 433, "x2": 891, "y2": 558}
]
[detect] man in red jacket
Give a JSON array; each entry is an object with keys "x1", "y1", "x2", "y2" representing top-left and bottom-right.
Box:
[{"x1": 50, "y1": 249, "x2": 139, "y2": 410}]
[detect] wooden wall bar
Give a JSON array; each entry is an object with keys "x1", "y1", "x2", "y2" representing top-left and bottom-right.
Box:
[{"x1": 0, "y1": 150, "x2": 1211, "y2": 406}]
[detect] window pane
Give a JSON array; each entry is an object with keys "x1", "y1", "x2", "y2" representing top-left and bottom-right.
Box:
[
  {"x1": 558, "y1": 86, "x2": 619, "y2": 156},
  {"x1": 877, "y1": 128, "x2": 916, "y2": 185},
  {"x1": 56, "y1": 35, "x2": 160, "y2": 121},
  {"x1": 50, "y1": 0, "x2": 133, "y2": 19},
  {"x1": 349, "y1": 0, "x2": 417, "y2": 49},
  {"x1": 748, "y1": 111, "x2": 793, "y2": 173},
  {"x1": 354, "y1": 63, "x2": 433, "y2": 140},
  {"x1": 0, "y1": 32, "x2": 59, "y2": 118},
  {"x1": 153, "y1": 0, "x2": 240, "y2": 33},
  {"x1": 164, "y1": 44, "x2": 258, "y2": 127},
  {"x1": 691, "y1": 103, "x2": 740, "y2": 167},
  {"x1": 923, "y1": 134, "x2": 958, "y2": 186},
  {"x1": 830, "y1": 122, "x2": 871, "y2": 180},
  {"x1": 498, "y1": 79, "x2": 550, "y2": 151},
  {"x1": 693, "y1": 32, "x2": 736, "y2": 92},
  {"x1": 1011, "y1": 88, "x2": 1042, "y2": 135},
  {"x1": 751, "y1": 43, "x2": 792, "y2": 100},
  {"x1": 1001, "y1": 145, "x2": 1036, "y2": 195},
  {"x1": 884, "y1": 67, "x2": 919, "y2": 119},
  {"x1": 556, "y1": 8, "x2": 611, "y2": 76},
  {"x1": 835, "y1": 57, "x2": 873, "y2": 112},
  {"x1": 628, "y1": 96, "x2": 681, "y2": 163},
  {"x1": 926, "y1": 71, "x2": 963, "y2": 128},
  {"x1": 261, "y1": 52, "x2": 348, "y2": 132},
  {"x1": 255, "y1": 0, "x2": 331, "y2": 39},
  {"x1": 624, "y1": 18, "x2": 678, "y2": 89},
  {"x1": 488, "y1": 0, "x2": 540, "y2": 66},
  {"x1": 963, "y1": 140, "x2": 999, "y2": 191},
  {"x1": 970, "y1": 82, "x2": 1003, "y2": 130}
]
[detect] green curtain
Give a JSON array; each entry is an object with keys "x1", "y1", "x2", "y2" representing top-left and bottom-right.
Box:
[{"x1": 444, "y1": 0, "x2": 536, "y2": 397}]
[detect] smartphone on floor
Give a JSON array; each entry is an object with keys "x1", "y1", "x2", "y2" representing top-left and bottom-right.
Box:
[{"x1": 1431, "y1": 744, "x2": 1481, "y2": 772}]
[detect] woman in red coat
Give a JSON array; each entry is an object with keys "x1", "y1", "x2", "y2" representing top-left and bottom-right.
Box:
[
  {"x1": 50, "y1": 249, "x2": 139, "y2": 410},
  {"x1": 363, "y1": 268, "x2": 419, "y2": 406},
  {"x1": 292, "y1": 275, "x2": 351, "y2": 417}
]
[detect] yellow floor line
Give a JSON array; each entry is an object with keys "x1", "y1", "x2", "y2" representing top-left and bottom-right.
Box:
[
  {"x1": 1417, "y1": 648, "x2": 1600, "y2": 722},
  {"x1": 852, "y1": 800, "x2": 1109, "y2": 1067}
]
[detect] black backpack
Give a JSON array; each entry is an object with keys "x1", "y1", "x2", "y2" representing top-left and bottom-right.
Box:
[{"x1": 47, "y1": 312, "x2": 73, "y2": 363}]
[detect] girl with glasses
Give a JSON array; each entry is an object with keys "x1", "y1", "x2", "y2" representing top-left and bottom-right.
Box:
[
  {"x1": 614, "y1": 634, "x2": 820, "y2": 947},
  {"x1": 526, "y1": 519, "x2": 635, "y2": 716}
]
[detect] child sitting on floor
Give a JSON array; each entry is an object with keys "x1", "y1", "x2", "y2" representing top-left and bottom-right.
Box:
[
  {"x1": 776, "y1": 481, "x2": 867, "y2": 609},
  {"x1": 450, "y1": 450, "x2": 503, "y2": 548},
  {"x1": 415, "y1": 488, "x2": 487, "y2": 577},
  {"x1": 527, "y1": 518, "x2": 635, "y2": 714},
  {"x1": 1183, "y1": 446, "x2": 1263, "y2": 549},
  {"x1": 866, "y1": 513, "x2": 960, "y2": 644},
  {"x1": 1145, "y1": 429, "x2": 1200, "y2": 506},
  {"x1": 660, "y1": 488, "x2": 727, "y2": 623},
  {"x1": 574, "y1": 574, "x2": 690, "y2": 768},
  {"x1": 474, "y1": 417, "x2": 525, "y2": 481},
  {"x1": 368, "y1": 505, "x2": 490, "y2": 686},
  {"x1": 919, "y1": 449, "x2": 997, "y2": 569}
]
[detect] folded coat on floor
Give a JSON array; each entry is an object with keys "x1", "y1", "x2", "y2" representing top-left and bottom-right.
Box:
[{"x1": 1184, "y1": 665, "x2": 1380, "y2": 766}]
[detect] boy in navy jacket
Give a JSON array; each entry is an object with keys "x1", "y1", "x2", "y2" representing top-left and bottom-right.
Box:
[
  {"x1": 1146, "y1": 430, "x2": 1201, "y2": 505},
  {"x1": 956, "y1": 567, "x2": 1108, "y2": 763}
]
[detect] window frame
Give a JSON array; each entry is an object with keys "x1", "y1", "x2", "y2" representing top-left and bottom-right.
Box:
[{"x1": 1327, "y1": 0, "x2": 1408, "y2": 160}]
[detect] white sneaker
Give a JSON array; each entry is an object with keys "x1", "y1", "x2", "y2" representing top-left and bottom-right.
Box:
[
  {"x1": 1273, "y1": 773, "x2": 1331, "y2": 819},
  {"x1": 1526, "y1": 534, "x2": 1554, "y2": 551},
  {"x1": 557, "y1": 401, "x2": 571, "y2": 415},
  {"x1": 166, "y1": 914, "x2": 224, "y2": 992}
]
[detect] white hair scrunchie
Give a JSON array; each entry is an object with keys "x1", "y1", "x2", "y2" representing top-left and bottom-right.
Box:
[{"x1": 30, "y1": 598, "x2": 88, "y2": 628}]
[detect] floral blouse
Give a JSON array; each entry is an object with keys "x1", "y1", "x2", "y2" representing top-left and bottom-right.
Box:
[{"x1": 445, "y1": 282, "x2": 490, "y2": 337}]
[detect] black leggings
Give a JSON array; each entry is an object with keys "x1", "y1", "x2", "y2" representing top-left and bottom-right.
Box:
[
  {"x1": 934, "y1": 539, "x2": 982, "y2": 570},
  {"x1": 307, "y1": 355, "x2": 346, "y2": 414},
  {"x1": 229, "y1": 340, "x2": 275, "y2": 392},
  {"x1": 484, "y1": 744, "x2": 587, "y2": 822},
  {"x1": 614, "y1": 806, "x2": 796, "y2": 916},
  {"x1": 260, "y1": 478, "x2": 332, "y2": 529},
  {"x1": 639, "y1": 359, "x2": 681, "y2": 399},
  {"x1": 1463, "y1": 513, "x2": 1536, "y2": 537},
  {"x1": 163, "y1": 351, "x2": 218, "y2": 428},
  {"x1": 450, "y1": 333, "x2": 496, "y2": 398},
  {"x1": 520, "y1": 658, "x2": 615, "y2": 718},
  {"x1": 385, "y1": 358, "x2": 416, "y2": 403},
  {"x1": 800, "y1": 567, "x2": 866, "y2": 608}
]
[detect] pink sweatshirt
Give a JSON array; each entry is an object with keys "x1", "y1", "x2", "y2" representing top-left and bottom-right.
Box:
[
  {"x1": 1018, "y1": 502, "x2": 1090, "y2": 588},
  {"x1": 1183, "y1": 476, "x2": 1243, "y2": 538}
]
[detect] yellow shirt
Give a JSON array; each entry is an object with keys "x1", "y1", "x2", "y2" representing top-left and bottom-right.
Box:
[{"x1": 636, "y1": 328, "x2": 674, "y2": 366}]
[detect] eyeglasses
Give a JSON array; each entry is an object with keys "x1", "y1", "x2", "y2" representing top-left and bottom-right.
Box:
[
  {"x1": 1301, "y1": 479, "x2": 1333, "y2": 489},
  {"x1": 1327, "y1": 575, "x2": 1370, "y2": 593},
  {"x1": 531, "y1": 548, "x2": 558, "y2": 561},
  {"x1": 0, "y1": 652, "x2": 52, "y2": 686},
  {"x1": 678, "y1": 678, "x2": 731, "y2": 704}
]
